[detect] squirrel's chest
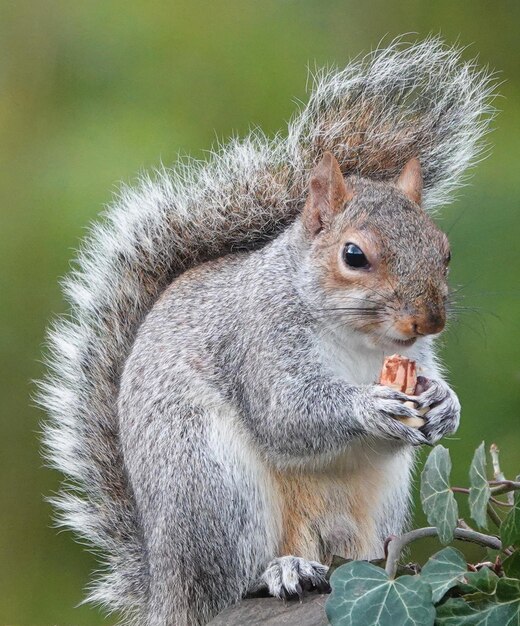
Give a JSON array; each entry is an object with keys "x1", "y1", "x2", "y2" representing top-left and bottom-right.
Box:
[{"x1": 316, "y1": 330, "x2": 384, "y2": 385}]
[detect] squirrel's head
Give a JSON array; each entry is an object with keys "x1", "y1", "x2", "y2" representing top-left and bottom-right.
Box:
[{"x1": 300, "y1": 152, "x2": 451, "y2": 349}]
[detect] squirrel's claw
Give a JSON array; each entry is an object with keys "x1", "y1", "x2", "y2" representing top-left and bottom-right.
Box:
[
  {"x1": 365, "y1": 385, "x2": 431, "y2": 446},
  {"x1": 418, "y1": 379, "x2": 461, "y2": 443},
  {"x1": 254, "y1": 556, "x2": 329, "y2": 601}
]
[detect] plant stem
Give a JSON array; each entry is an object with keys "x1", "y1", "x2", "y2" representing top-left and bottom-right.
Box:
[
  {"x1": 490, "y1": 481, "x2": 520, "y2": 496},
  {"x1": 384, "y1": 527, "x2": 502, "y2": 579},
  {"x1": 490, "y1": 443, "x2": 514, "y2": 505},
  {"x1": 451, "y1": 487, "x2": 470, "y2": 494},
  {"x1": 490, "y1": 498, "x2": 513, "y2": 508},
  {"x1": 457, "y1": 518, "x2": 473, "y2": 531},
  {"x1": 451, "y1": 486, "x2": 512, "y2": 507},
  {"x1": 490, "y1": 444, "x2": 502, "y2": 479},
  {"x1": 486, "y1": 503, "x2": 502, "y2": 528}
]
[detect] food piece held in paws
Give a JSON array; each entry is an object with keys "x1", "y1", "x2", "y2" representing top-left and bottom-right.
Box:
[
  {"x1": 381, "y1": 354, "x2": 417, "y2": 396},
  {"x1": 380, "y1": 354, "x2": 426, "y2": 428}
]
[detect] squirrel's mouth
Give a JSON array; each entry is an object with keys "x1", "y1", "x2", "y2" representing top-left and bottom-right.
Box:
[
  {"x1": 389, "y1": 336, "x2": 418, "y2": 347},
  {"x1": 364, "y1": 329, "x2": 418, "y2": 349}
]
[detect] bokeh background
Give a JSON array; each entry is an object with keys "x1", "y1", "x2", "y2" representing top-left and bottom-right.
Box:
[{"x1": 1, "y1": 1, "x2": 519, "y2": 623}]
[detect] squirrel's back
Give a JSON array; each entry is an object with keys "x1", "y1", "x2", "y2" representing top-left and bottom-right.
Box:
[{"x1": 38, "y1": 37, "x2": 495, "y2": 622}]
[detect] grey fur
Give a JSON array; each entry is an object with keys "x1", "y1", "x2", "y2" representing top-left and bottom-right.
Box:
[{"x1": 38, "y1": 37, "x2": 493, "y2": 624}]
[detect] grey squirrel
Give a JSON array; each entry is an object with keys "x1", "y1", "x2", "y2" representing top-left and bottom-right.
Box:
[{"x1": 40, "y1": 38, "x2": 494, "y2": 625}]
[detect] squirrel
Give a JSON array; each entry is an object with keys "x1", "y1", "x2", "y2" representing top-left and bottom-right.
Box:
[{"x1": 39, "y1": 38, "x2": 494, "y2": 625}]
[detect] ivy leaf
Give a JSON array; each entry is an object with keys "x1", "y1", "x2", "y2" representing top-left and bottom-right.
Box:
[
  {"x1": 501, "y1": 490, "x2": 520, "y2": 548},
  {"x1": 468, "y1": 442, "x2": 491, "y2": 529},
  {"x1": 326, "y1": 561, "x2": 435, "y2": 626},
  {"x1": 421, "y1": 547, "x2": 468, "y2": 603},
  {"x1": 502, "y1": 551, "x2": 520, "y2": 579},
  {"x1": 420, "y1": 445, "x2": 458, "y2": 544},
  {"x1": 458, "y1": 566, "x2": 500, "y2": 596},
  {"x1": 435, "y1": 577, "x2": 520, "y2": 624}
]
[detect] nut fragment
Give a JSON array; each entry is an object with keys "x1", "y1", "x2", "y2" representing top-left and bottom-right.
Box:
[{"x1": 380, "y1": 354, "x2": 426, "y2": 428}]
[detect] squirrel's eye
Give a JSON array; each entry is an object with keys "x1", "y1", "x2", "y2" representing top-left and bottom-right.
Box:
[
  {"x1": 343, "y1": 243, "x2": 370, "y2": 269},
  {"x1": 446, "y1": 251, "x2": 451, "y2": 264}
]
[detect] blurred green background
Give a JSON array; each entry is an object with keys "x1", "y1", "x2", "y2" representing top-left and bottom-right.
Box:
[{"x1": 1, "y1": 1, "x2": 519, "y2": 624}]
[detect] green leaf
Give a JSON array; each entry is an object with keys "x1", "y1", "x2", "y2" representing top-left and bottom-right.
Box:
[
  {"x1": 325, "y1": 561, "x2": 435, "y2": 626},
  {"x1": 459, "y1": 567, "x2": 500, "y2": 596},
  {"x1": 420, "y1": 445, "x2": 458, "y2": 544},
  {"x1": 503, "y1": 551, "x2": 520, "y2": 578},
  {"x1": 498, "y1": 577, "x2": 520, "y2": 601},
  {"x1": 421, "y1": 547, "x2": 468, "y2": 603},
  {"x1": 468, "y1": 442, "x2": 491, "y2": 529},
  {"x1": 501, "y1": 490, "x2": 520, "y2": 548},
  {"x1": 435, "y1": 577, "x2": 520, "y2": 625}
]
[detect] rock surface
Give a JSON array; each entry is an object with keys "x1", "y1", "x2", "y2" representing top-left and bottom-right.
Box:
[{"x1": 207, "y1": 592, "x2": 329, "y2": 625}]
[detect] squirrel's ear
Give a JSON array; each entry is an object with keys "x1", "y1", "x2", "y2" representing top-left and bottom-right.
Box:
[
  {"x1": 303, "y1": 152, "x2": 354, "y2": 236},
  {"x1": 396, "y1": 157, "x2": 423, "y2": 205}
]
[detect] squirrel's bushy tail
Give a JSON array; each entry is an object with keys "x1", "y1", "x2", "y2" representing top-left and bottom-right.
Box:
[
  {"x1": 288, "y1": 36, "x2": 496, "y2": 209},
  {"x1": 39, "y1": 37, "x2": 494, "y2": 622}
]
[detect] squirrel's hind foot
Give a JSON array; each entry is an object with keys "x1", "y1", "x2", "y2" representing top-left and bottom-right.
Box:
[{"x1": 252, "y1": 556, "x2": 330, "y2": 600}]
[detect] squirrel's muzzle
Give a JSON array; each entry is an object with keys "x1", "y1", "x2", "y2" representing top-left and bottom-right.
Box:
[{"x1": 396, "y1": 305, "x2": 446, "y2": 337}]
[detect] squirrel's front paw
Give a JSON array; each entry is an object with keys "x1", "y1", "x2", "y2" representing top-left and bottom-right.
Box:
[
  {"x1": 415, "y1": 377, "x2": 461, "y2": 444},
  {"x1": 365, "y1": 385, "x2": 429, "y2": 446},
  {"x1": 253, "y1": 556, "x2": 330, "y2": 599}
]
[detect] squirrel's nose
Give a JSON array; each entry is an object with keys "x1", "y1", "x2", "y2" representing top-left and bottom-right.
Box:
[
  {"x1": 397, "y1": 309, "x2": 446, "y2": 337},
  {"x1": 414, "y1": 311, "x2": 445, "y2": 335}
]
